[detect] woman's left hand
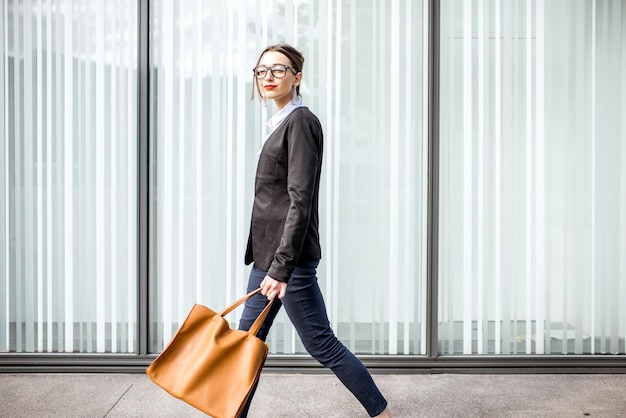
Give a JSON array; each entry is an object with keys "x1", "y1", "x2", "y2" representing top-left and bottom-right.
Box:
[{"x1": 260, "y1": 275, "x2": 287, "y2": 300}]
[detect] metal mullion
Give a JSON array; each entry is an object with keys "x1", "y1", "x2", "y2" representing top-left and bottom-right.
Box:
[
  {"x1": 426, "y1": 0, "x2": 441, "y2": 360},
  {"x1": 137, "y1": 0, "x2": 150, "y2": 356}
]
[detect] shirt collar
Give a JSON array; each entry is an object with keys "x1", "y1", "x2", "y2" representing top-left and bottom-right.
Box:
[{"x1": 266, "y1": 94, "x2": 304, "y2": 136}]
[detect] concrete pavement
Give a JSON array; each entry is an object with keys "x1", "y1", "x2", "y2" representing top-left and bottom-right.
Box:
[{"x1": 1, "y1": 373, "x2": 626, "y2": 417}]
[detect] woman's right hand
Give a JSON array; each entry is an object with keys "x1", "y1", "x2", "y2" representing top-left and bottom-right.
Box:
[{"x1": 260, "y1": 275, "x2": 287, "y2": 300}]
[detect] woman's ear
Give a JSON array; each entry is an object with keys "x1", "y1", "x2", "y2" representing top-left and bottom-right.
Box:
[{"x1": 293, "y1": 72, "x2": 302, "y2": 87}]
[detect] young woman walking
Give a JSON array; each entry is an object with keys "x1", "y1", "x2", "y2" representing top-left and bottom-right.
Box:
[{"x1": 238, "y1": 43, "x2": 393, "y2": 418}]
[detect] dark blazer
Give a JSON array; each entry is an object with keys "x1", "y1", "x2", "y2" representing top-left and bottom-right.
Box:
[{"x1": 245, "y1": 107, "x2": 323, "y2": 282}]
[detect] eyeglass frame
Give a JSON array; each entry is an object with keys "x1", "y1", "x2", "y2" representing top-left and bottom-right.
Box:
[{"x1": 252, "y1": 64, "x2": 299, "y2": 79}]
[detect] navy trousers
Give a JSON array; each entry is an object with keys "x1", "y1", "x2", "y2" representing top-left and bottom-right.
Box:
[{"x1": 238, "y1": 260, "x2": 388, "y2": 417}]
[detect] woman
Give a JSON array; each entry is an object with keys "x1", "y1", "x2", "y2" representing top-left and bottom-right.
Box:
[{"x1": 238, "y1": 44, "x2": 393, "y2": 418}]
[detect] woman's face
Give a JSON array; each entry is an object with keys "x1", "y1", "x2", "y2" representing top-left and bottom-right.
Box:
[{"x1": 256, "y1": 50, "x2": 301, "y2": 110}]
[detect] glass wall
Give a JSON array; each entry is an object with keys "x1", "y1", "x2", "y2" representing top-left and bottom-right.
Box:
[
  {"x1": 2, "y1": 0, "x2": 625, "y2": 363},
  {"x1": 0, "y1": 0, "x2": 138, "y2": 353},
  {"x1": 438, "y1": 0, "x2": 626, "y2": 355},
  {"x1": 148, "y1": 0, "x2": 429, "y2": 355}
]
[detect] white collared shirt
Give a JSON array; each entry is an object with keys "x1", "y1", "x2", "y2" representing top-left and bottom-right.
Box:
[
  {"x1": 258, "y1": 94, "x2": 304, "y2": 158},
  {"x1": 266, "y1": 94, "x2": 304, "y2": 136}
]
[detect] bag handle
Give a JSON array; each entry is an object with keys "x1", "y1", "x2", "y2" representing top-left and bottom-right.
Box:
[{"x1": 220, "y1": 287, "x2": 274, "y2": 336}]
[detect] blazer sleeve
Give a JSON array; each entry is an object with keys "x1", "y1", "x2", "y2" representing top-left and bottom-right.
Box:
[{"x1": 267, "y1": 112, "x2": 322, "y2": 281}]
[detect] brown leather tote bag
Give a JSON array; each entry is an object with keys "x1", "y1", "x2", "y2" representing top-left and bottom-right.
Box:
[{"x1": 146, "y1": 288, "x2": 273, "y2": 418}]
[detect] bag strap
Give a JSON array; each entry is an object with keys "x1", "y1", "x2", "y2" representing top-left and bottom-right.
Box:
[
  {"x1": 248, "y1": 297, "x2": 274, "y2": 336},
  {"x1": 220, "y1": 287, "x2": 274, "y2": 336}
]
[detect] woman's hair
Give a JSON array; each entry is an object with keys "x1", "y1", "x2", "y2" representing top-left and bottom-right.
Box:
[{"x1": 251, "y1": 43, "x2": 305, "y2": 101}]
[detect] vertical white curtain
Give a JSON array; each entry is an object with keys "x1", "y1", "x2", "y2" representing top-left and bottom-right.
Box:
[
  {"x1": 439, "y1": 0, "x2": 626, "y2": 355},
  {"x1": 4, "y1": 0, "x2": 624, "y2": 360},
  {"x1": 149, "y1": 0, "x2": 429, "y2": 355},
  {"x1": 0, "y1": 0, "x2": 137, "y2": 353}
]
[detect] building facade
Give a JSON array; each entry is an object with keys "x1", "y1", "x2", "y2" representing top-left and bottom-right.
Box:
[{"x1": 1, "y1": 0, "x2": 625, "y2": 372}]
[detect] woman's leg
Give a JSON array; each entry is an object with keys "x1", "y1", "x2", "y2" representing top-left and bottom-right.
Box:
[
  {"x1": 281, "y1": 261, "x2": 388, "y2": 417},
  {"x1": 237, "y1": 265, "x2": 283, "y2": 417}
]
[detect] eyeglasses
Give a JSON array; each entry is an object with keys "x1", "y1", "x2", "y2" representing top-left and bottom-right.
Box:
[{"x1": 253, "y1": 64, "x2": 298, "y2": 79}]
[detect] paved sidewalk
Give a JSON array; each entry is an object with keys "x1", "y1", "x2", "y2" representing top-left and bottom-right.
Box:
[{"x1": 1, "y1": 373, "x2": 626, "y2": 417}]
